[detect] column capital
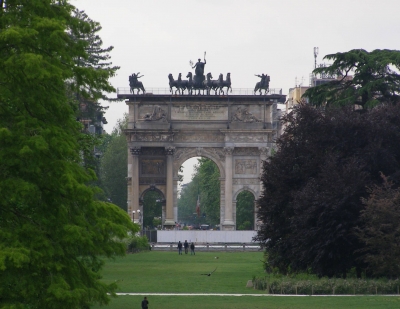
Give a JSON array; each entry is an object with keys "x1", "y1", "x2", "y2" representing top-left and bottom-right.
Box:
[
  {"x1": 165, "y1": 146, "x2": 175, "y2": 156},
  {"x1": 130, "y1": 146, "x2": 141, "y2": 156},
  {"x1": 223, "y1": 147, "x2": 234, "y2": 156},
  {"x1": 258, "y1": 147, "x2": 269, "y2": 156}
]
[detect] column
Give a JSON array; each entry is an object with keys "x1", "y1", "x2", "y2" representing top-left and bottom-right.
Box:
[
  {"x1": 257, "y1": 147, "x2": 269, "y2": 230},
  {"x1": 223, "y1": 147, "x2": 234, "y2": 230},
  {"x1": 164, "y1": 146, "x2": 175, "y2": 228},
  {"x1": 127, "y1": 147, "x2": 133, "y2": 217},
  {"x1": 130, "y1": 146, "x2": 141, "y2": 224}
]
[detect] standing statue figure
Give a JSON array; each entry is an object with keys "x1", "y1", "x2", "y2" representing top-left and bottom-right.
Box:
[
  {"x1": 254, "y1": 73, "x2": 270, "y2": 95},
  {"x1": 190, "y1": 52, "x2": 207, "y2": 94},
  {"x1": 129, "y1": 72, "x2": 145, "y2": 94}
]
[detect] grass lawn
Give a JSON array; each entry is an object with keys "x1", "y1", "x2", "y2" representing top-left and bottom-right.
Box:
[
  {"x1": 101, "y1": 251, "x2": 266, "y2": 294},
  {"x1": 93, "y1": 251, "x2": 400, "y2": 309}
]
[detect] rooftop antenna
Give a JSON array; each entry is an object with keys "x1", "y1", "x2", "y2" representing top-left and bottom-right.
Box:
[{"x1": 314, "y1": 47, "x2": 319, "y2": 70}]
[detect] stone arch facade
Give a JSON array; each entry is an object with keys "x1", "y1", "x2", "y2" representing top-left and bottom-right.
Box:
[{"x1": 120, "y1": 93, "x2": 285, "y2": 230}]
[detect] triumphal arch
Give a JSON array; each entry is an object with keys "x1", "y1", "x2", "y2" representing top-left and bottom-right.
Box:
[{"x1": 119, "y1": 90, "x2": 285, "y2": 231}]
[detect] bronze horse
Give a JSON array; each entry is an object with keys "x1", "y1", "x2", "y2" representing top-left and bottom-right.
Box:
[
  {"x1": 168, "y1": 73, "x2": 187, "y2": 95},
  {"x1": 204, "y1": 73, "x2": 219, "y2": 95},
  {"x1": 218, "y1": 73, "x2": 232, "y2": 95}
]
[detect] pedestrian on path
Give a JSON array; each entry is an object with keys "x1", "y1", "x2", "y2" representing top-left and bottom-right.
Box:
[
  {"x1": 177, "y1": 241, "x2": 182, "y2": 255},
  {"x1": 184, "y1": 240, "x2": 189, "y2": 254},
  {"x1": 190, "y1": 242, "x2": 195, "y2": 255},
  {"x1": 141, "y1": 296, "x2": 149, "y2": 309}
]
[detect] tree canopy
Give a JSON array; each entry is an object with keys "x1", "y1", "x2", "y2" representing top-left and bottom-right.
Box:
[
  {"x1": 256, "y1": 103, "x2": 400, "y2": 277},
  {"x1": 99, "y1": 116, "x2": 128, "y2": 210},
  {"x1": 0, "y1": 1, "x2": 136, "y2": 308},
  {"x1": 304, "y1": 49, "x2": 400, "y2": 108},
  {"x1": 178, "y1": 158, "x2": 220, "y2": 227}
]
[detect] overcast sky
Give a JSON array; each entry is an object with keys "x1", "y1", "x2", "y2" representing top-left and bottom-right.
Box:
[{"x1": 71, "y1": 0, "x2": 400, "y2": 183}]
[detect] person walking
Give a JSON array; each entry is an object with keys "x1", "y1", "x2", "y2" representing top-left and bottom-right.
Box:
[
  {"x1": 184, "y1": 240, "x2": 189, "y2": 254},
  {"x1": 141, "y1": 296, "x2": 149, "y2": 309},
  {"x1": 190, "y1": 242, "x2": 195, "y2": 255},
  {"x1": 177, "y1": 241, "x2": 183, "y2": 255}
]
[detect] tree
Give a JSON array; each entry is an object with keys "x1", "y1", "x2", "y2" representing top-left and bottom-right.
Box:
[
  {"x1": 236, "y1": 191, "x2": 255, "y2": 230},
  {"x1": 0, "y1": 1, "x2": 136, "y2": 308},
  {"x1": 99, "y1": 116, "x2": 128, "y2": 210},
  {"x1": 256, "y1": 103, "x2": 400, "y2": 277},
  {"x1": 142, "y1": 190, "x2": 162, "y2": 228},
  {"x1": 178, "y1": 158, "x2": 220, "y2": 227},
  {"x1": 304, "y1": 49, "x2": 400, "y2": 108},
  {"x1": 356, "y1": 175, "x2": 400, "y2": 278}
]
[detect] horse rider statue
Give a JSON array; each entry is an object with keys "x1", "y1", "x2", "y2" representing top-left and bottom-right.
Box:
[
  {"x1": 129, "y1": 72, "x2": 145, "y2": 94},
  {"x1": 254, "y1": 73, "x2": 270, "y2": 95}
]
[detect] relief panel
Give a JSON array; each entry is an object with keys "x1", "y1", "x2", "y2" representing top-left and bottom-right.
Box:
[
  {"x1": 235, "y1": 159, "x2": 257, "y2": 175},
  {"x1": 140, "y1": 159, "x2": 166, "y2": 176}
]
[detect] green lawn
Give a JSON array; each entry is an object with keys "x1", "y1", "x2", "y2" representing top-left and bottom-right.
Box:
[
  {"x1": 93, "y1": 251, "x2": 400, "y2": 309},
  {"x1": 101, "y1": 251, "x2": 266, "y2": 294}
]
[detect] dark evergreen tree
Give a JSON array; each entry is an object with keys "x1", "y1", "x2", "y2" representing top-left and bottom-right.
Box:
[
  {"x1": 356, "y1": 175, "x2": 400, "y2": 278},
  {"x1": 256, "y1": 103, "x2": 400, "y2": 277}
]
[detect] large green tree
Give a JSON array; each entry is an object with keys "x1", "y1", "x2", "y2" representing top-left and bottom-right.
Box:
[
  {"x1": 304, "y1": 49, "x2": 400, "y2": 108},
  {"x1": 256, "y1": 103, "x2": 400, "y2": 277},
  {"x1": 0, "y1": 1, "x2": 136, "y2": 308},
  {"x1": 236, "y1": 191, "x2": 255, "y2": 230},
  {"x1": 178, "y1": 158, "x2": 220, "y2": 227},
  {"x1": 99, "y1": 116, "x2": 128, "y2": 210}
]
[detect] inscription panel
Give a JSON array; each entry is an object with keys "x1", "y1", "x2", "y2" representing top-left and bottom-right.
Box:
[
  {"x1": 235, "y1": 159, "x2": 257, "y2": 175},
  {"x1": 172, "y1": 104, "x2": 228, "y2": 121}
]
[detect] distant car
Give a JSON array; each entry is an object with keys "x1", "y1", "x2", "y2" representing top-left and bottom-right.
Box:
[{"x1": 200, "y1": 224, "x2": 210, "y2": 230}]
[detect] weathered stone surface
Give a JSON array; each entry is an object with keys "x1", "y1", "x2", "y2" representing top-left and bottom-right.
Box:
[{"x1": 123, "y1": 95, "x2": 284, "y2": 231}]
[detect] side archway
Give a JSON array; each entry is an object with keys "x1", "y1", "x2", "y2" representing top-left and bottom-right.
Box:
[{"x1": 234, "y1": 189, "x2": 256, "y2": 230}]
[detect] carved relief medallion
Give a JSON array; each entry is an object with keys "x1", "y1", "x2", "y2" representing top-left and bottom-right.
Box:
[{"x1": 235, "y1": 159, "x2": 257, "y2": 174}]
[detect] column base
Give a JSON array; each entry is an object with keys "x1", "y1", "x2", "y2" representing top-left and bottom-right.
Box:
[
  {"x1": 222, "y1": 220, "x2": 235, "y2": 231},
  {"x1": 164, "y1": 219, "x2": 176, "y2": 229}
]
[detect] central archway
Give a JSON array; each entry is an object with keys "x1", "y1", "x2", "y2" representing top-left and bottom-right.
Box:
[{"x1": 177, "y1": 157, "x2": 221, "y2": 229}]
